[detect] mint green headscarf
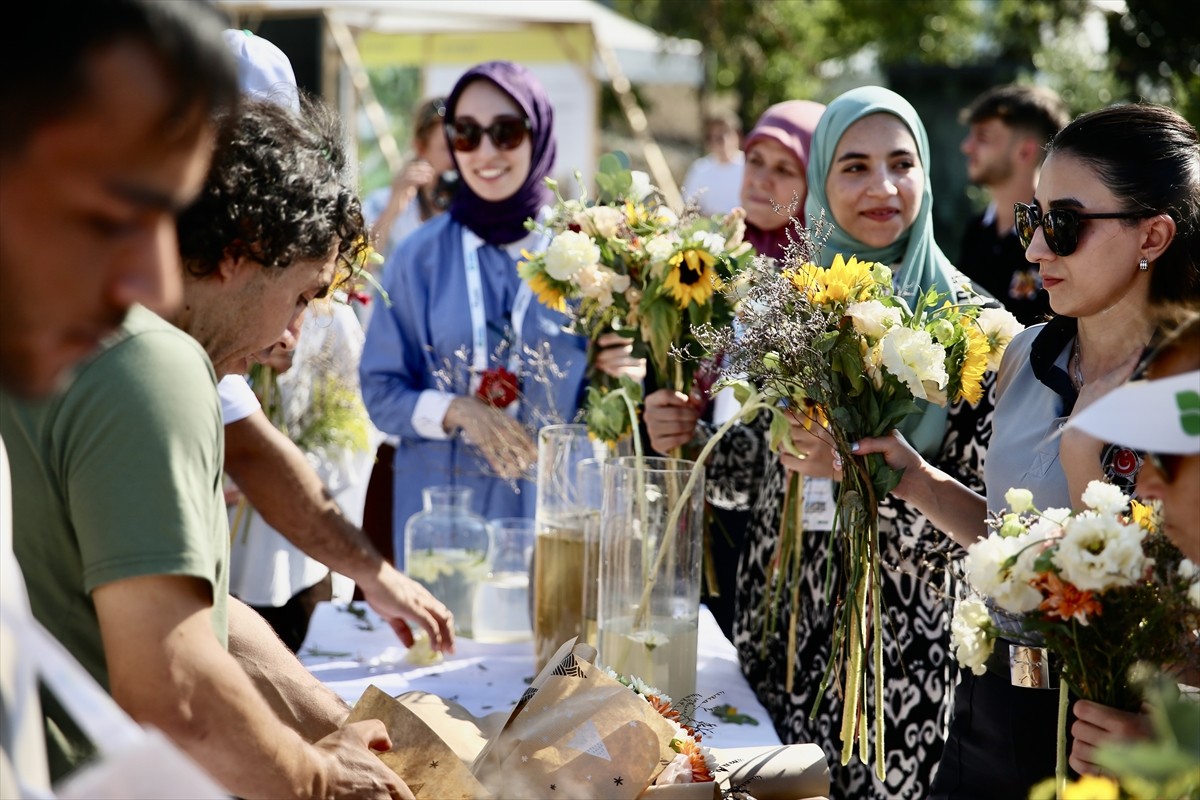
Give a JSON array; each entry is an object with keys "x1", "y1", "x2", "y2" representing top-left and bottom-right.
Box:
[{"x1": 804, "y1": 85, "x2": 957, "y2": 457}]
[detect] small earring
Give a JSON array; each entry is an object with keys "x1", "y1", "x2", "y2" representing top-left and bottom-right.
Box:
[{"x1": 1138, "y1": 257, "x2": 1149, "y2": 271}]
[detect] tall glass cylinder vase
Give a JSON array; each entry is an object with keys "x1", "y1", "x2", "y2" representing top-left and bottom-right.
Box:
[
  {"x1": 597, "y1": 456, "x2": 705, "y2": 702},
  {"x1": 532, "y1": 424, "x2": 596, "y2": 671},
  {"x1": 401, "y1": 486, "x2": 489, "y2": 638},
  {"x1": 577, "y1": 458, "x2": 605, "y2": 649}
]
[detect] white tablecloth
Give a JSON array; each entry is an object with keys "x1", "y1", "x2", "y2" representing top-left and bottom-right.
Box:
[{"x1": 299, "y1": 602, "x2": 781, "y2": 750}]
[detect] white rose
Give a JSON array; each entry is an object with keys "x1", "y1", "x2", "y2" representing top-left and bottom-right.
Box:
[
  {"x1": 1080, "y1": 480, "x2": 1130, "y2": 516},
  {"x1": 630, "y1": 170, "x2": 654, "y2": 201},
  {"x1": 846, "y1": 300, "x2": 903, "y2": 339},
  {"x1": 1005, "y1": 488, "x2": 1035, "y2": 514},
  {"x1": 577, "y1": 205, "x2": 625, "y2": 238},
  {"x1": 977, "y1": 307, "x2": 1025, "y2": 371},
  {"x1": 1053, "y1": 512, "x2": 1148, "y2": 592},
  {"x1": 692, "y1": 230, "x2": 727, "y2": 254},
  {"x1": 879, "y1": 327, "x2": 948, "y2": 401},
  {"x1": 544, "y1": 230, "x2": 599, "y2": 281},
  {"x1": 950, "y1": 597, "x2": 995, "y2": 676}
]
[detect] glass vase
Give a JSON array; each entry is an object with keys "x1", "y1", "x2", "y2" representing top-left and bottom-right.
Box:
[
  {"x1": 532, "y1": 423, "x2": 600, "y2": 671},
  {"x1": 401, "y1": 486, "x2": 488, "y2": 638},
  {"x1": 597, "y1": 456, "x2": 705, "y2": 701},
  {"x1": 472, "y1": 517, "x2": 535, "y2": 644}
]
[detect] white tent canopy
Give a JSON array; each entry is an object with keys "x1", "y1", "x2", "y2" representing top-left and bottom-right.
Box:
[{"x1": 217, "y1": 0, "x2": 704, "y2": 86}]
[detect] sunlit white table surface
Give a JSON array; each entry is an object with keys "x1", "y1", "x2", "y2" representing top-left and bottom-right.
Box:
[{"x1": 299, "y1": 602, "x2": 781, "y2": 750}]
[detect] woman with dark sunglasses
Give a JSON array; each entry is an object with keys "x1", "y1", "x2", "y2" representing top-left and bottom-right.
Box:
[
  {"x1": 358, "y1": 62, "x2": 598, "y2": 567},
  {"x1": 852, "y1": 104, "x2": 1200, "y2": 798}
]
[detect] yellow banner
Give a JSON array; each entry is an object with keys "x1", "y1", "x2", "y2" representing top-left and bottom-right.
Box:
[{"x1": 358, "y1": 25, "x2": 593, "y2": 69}]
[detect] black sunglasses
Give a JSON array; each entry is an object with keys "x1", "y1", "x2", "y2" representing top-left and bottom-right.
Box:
[
  {"x1": 1014, "y1": 202, "x2": 1153, "y2": 257},
  {"x1": 446, "y1": 115, "x2": 531, "y2": 153}
]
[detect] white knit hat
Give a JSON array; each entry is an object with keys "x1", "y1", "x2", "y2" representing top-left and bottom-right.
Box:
[
  {"x1": 1067, "y1": 370, "x2": 1200, "y2": 455},
  {"x1": 221, "y1": 29, "x2": 300, "y2": 111}
]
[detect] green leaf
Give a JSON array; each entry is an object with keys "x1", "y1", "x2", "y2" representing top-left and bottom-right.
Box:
[{"x1": 1176, "y1": 390, "x2": 1200, "y2": 435}]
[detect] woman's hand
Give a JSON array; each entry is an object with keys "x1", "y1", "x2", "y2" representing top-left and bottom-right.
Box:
[
  {"x1": 776, "y1": 411, "x2": 839, "y2": 479},
  {"x1": 1069, "y1": 699, "x2": 1151, "y2": 776},
  {"x1": 592, "y1": 332, "x2": 646, "y2": 383},
  {"x1": 643, "y1": 389, "x2": 699, "y2": 454},
  {"x1": 849, "y1": 430, "x2": 928, "y2": 502},
  {"x1": 443, "y1": 396, "x2": 536, "y2": 479},
  {"x1": 392, "y1": 158, "x2": 437, "y2": 198}
]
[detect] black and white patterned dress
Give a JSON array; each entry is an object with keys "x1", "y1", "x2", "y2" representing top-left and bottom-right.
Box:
[{"x1": 703, "y1": 337, "x2": 997, "y2": 799}]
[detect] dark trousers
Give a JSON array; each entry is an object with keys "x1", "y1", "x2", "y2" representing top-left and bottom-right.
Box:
[
  {"x1": 251, "y1": 572, "x2": 332, "y2": 654},
  {"x1": 930, "y1": 668, "x2": 1077, "y2": 800},
  {"x1": 354, "y1": 442, "x2": 397, "y2": 602}
]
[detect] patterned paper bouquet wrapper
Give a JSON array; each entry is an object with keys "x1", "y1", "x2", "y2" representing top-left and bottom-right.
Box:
[{"x1": 346, "y1": 640, "x2": 830, "y2": 799}]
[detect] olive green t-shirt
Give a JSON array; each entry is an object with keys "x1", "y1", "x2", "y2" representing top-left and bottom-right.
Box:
[{"x1": 0, "y1": 305, "x2": 228, "y2": 778}]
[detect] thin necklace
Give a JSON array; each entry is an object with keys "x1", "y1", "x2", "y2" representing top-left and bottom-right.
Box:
[{"x1": 1071, "y1": 337, "x2": 1085, "y2": 390}]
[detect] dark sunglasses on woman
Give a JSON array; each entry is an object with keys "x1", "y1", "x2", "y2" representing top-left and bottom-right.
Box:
[
  {"x1": 1014, "y1": 202, "x2": 1154, "y2": 257},
  {"x1": 446, "y1": 115, "x2": 531, "y2": 153}
]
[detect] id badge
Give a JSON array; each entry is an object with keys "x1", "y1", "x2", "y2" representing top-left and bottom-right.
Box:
[{"x1": 803, "y1": 478, "x2": 836, "y2": 529}]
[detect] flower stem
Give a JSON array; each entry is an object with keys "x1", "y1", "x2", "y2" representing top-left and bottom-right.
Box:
[{"x1": 1056, "y1": 678, "x2": 1069, "y2": 800}]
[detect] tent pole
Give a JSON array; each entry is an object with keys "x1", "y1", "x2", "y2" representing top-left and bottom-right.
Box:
[
  {"x1": 324, "y1": 11, "x2": 404, "y2": 175},
  {"x1": 593, "y1": 31, "x2": 683, "y2": 212}
]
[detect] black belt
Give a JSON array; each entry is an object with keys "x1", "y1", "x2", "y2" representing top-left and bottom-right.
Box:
[{"x1": 984, "y1": 639, "x2": 1060, "y2": 690}]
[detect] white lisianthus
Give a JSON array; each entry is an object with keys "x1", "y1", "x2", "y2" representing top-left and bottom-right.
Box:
[
  {"x1": 1005, "y1": 487, "x2": 1036, "y2": 514},
  {"x1": 544, "y1": 230, "x2": 600, "y2": 281},
  {"x1": 1180, "y1": 560, "x2": 1199, "y2": 608},
  {"x1": 1029, "y1": 507, "x2": 1073, "y2": 540},
  {"x1": 846, "y1": 300, "x2": 903, "y2": 339},
  {"x1": 630, "y1": 169, "x2": 654, "y2": 201},
  {"x1": 1080, "y1": 480, "x2": 1130, "y2": 516},
  {"x1": 576, "y1": 205, "x2": 625, "y2": 239},
  {"x1": 950, "y1": 597, "x2": 995, "y2": 676},
  {"x1": 1053, "y1": 512, "x2": 1148, "y2": 592},
  {"x1": 977, "y1": 307, "x2": 1025, "y2": 372},
  {"x1": 864, "y1": 341, "x2": 885, "y2": 390},
  {"x1": 879, "y1": 327, "x2": 948, "y2": 401},
  {"x1": 691, "y1": 230, "x2": 726, "y2": 254},
  {"x1": 644, "y1": 235, "x2": 676, "y2": 264},
  {"x1": 656, "y1": 206, "x2": 679, "y2": 226},
  {"x1": 966, "y1": 533, "x2": 1043, "y2": 613}
]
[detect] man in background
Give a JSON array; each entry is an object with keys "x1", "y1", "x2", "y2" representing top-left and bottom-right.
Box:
[
  {"x1": 958, "y1": 83, "x2": 1069, "y2": 326},
  {"x1": 682, "y1": 111, "x2": 744, "y2": 216}
]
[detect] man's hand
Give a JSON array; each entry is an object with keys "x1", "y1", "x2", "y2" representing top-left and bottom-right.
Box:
[
  {"x1": 1069, "y1": 699, "x2": 1151, "y2": 776},
  {"x1": 359, "y1": 563, "x2": 455, "y2": 653},
  {"x1": 312, "y1": 720, "x2": 413, "y2": 800},
  {"x1": 444, "y1": 396, "x2": 536, "y2": 479},
  {"x1": 642, "y1": 389, "x2": 700, "y2": 454},
  {"x1": 593, "y1": 332, "x2": 646, "y2": 383}
]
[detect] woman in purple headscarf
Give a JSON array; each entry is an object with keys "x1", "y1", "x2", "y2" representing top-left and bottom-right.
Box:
[{"x1": 360, "y1": 62, "x2": 588, "y2": 563}]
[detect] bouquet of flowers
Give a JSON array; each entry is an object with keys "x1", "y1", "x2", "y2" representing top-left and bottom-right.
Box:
[
  {"x1": 950, "y1": 482, "x2": 1199, "y2": 711},
  {"x1": 692, "y1": 240, "x2": 1022, "y2": 778},
  {"x1": 517, "y1": 152, "x2": 754, "y2": 446}
]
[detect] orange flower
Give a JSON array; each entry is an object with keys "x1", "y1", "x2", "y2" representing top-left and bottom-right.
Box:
[
  {"x1": 1038, "y1": 572, "x2": 1102, "y2": 624},
  {"x1": 644, "y1": 694, "x2": 679, "y2": 723},
  {"x1": 670, "y1": 737, "x2": 714, "y2": 782}
]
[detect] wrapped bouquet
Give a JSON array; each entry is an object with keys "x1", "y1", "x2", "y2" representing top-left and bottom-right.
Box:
[
  {"x1": 517, "y1": 153, "x2": 754, "y2": 446},
  {"x1": 347, "y1": 639, "x2": 831, "y2": 799},
  {"x1": 692, "y1": 245, "x2": 1021, "y2": 778}
]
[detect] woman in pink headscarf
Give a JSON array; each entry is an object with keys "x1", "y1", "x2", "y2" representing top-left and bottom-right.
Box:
[{"x1": 739, "y1": 100, "x2": 827, "y2": 263}]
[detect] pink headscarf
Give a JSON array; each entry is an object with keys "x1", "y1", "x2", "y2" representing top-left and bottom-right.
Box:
[{"x1": 741, "y1": 100, "x2": 826, "y2": 262}]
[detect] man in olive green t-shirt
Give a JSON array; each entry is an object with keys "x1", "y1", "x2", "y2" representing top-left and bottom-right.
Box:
[{"x1": 1, "y1": 98, "x2": 411, "y2": 799}]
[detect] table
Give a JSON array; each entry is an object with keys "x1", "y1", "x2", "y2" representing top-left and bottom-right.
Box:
[{"x1": 300, "y1": 602, "x2": 782, "y2": 750}]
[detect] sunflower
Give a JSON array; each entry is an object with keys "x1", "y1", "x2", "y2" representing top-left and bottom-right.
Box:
[
  {"x1": 955, "y1": 323, "x2": 990, "y2": 405},
  {"x1": 822, "y1": 253, "x2": 879, "y2": 305},
  {"x1": 518, "y1": 250, "x2": 567, "y2": 312},
  {"x1": 663, "y1": 248, "x2": 722, "y2": 308}
]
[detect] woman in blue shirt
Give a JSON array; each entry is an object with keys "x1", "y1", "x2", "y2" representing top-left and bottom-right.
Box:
[{"x1": 360, "y1": 61, "x2": 587, "y2": 567}]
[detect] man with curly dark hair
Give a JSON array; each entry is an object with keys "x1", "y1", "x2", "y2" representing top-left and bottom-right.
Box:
[{"x1": 2, "y1": 96, "x2": 413, "y2": 799}]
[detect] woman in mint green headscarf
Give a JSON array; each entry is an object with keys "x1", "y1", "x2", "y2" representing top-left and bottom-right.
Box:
[{"x1": 733, "y1": 86, "x2": 1001, "y2": 800}]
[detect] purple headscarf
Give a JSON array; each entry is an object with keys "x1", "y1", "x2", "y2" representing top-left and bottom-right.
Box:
[
  {"x1": 741, "y1": 100, "x2": 826, "y2": 262},
  {"x1": 445, "y1": 61, "x2": 556, "y2": 245}
]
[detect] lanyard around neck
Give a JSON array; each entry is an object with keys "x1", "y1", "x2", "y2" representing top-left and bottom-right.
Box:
[{"x1": 462, "y1": 228, "x2": 533, "y2": 394}]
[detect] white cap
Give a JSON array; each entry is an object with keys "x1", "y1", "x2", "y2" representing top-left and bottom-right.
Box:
[
  {"x1": 1066, "y1": 370, "x2": 1200, "y2": 455},
  {"x1": 221, "y1": 29, "x2": 300, "y2": 112}
]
